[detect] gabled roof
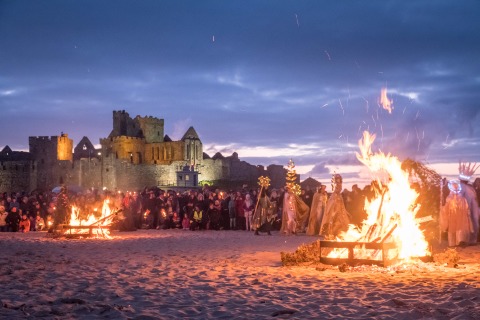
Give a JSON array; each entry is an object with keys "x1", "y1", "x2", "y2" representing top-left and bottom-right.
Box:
[
  {"x1": 0, "y1": 146, "x2": 32, "y2": 161},
  {"x1": 0, "y1": 146, "x2": 13, "y2": 154},
  {"x1": 300, "y1": 177, "x2": 322, "y2": 189},
  {"x1": 164, "y1": 134, "x2": 173, "y2": 142},
  {"x1": 212, "y1": 152, "x2": 224, "y2": 160},
  {"x1": 181, "y1": 126, "x2": 200, "y2": 141},
  {"x1": 75, "y1": 137, "x2": 95, "y2": 150},
  {"x1": 203, "y1": 152, "x2": 211, "y2": 159}
]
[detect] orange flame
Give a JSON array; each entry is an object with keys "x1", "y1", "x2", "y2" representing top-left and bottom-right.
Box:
[
  {"x1": 379, "y1": 88, "x2": 393, "y2": 113},
  {"x1": 328, "y1": 131, "x2": 430, "y2": 262},
  {"x1": 68, "y1": 200, "x2": 116, "y2": 238}
]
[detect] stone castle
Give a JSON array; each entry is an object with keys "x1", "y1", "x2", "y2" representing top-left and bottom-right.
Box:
[{"x1": 0, "y1": 110, "x2": 287, "y2": 193}]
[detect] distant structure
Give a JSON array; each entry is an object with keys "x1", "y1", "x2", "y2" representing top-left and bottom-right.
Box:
[{"x1": 0, "y1": 110, "x2": 287, "y2": 193}]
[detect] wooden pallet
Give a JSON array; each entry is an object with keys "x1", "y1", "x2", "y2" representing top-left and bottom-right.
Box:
[
  {"x1": 319, "y1": 240, "x2": 432, "y2": 267},
  {"x1": 55, "y1": 225, "x2": 111, "y2": 238}
]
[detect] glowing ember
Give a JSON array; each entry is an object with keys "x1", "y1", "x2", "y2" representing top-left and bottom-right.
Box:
[
  {"x1": 327, "y1": 131, "x2": 430, "y2": 263},
  {"x1": 379, "y1": 87, "x2": 393, "y2": 113},
  {"x1": 67, "y1": 200, "x2": 116, "y2": 238}
]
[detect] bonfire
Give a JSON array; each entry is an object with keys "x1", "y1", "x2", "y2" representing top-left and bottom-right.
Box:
[
  {"x1": 320, "y1": 131, "x2": 431, "y2": 266},
  {"x1": 56, "y1": 199, "x2": 121, "y2": 239}
]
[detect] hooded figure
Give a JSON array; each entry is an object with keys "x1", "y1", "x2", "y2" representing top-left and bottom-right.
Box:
[
  {"x1": 280, "y1": 188, "x2": 309, "y2": 234},
  {"x1": 306, "y1": 185, "x2": 328, "y2": 236},
  {"x1": 458, "y1": 161, "x2": 480, "y2": 244},
  {"x1": 252, "y1": 189, "x2": 273, "y2": 235},
  {"x1": 440, "y1": 180, "x2": 473, "y2": 247},
  {"x1": 319, "y1": 174, "x2": 351, "y2": 239}
]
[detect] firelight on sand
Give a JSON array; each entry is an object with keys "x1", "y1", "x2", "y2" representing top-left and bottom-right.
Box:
[{"x1": 328, "y1": 131, "x2": 430, "y2": 262}]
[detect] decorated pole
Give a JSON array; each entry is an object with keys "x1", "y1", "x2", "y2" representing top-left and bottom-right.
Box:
[{"x1": 254, "y1": 176, "x2": 271, "y2": 214}]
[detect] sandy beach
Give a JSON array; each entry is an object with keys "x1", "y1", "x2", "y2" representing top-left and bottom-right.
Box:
[{"x1": 1, "y1": 230, "x2": 479, "y2": 319}]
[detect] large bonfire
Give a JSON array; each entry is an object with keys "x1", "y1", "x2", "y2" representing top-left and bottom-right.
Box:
[{"x1": 329, "y1": 131, "x2": 431, "y2": 262}]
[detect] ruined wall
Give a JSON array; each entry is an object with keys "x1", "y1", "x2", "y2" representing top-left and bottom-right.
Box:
[
  {"x1": 200, "y1": 158, "x2": 229, "y2": 182},
  {"x1": 70, "y1": 158, "x2": 103, "y2": 190},
  {"x1": 0, "y1": 160, "x2": 35, "y2": 193},
  {"x1": 29, "y1": 136, "x2": 59, "y2": 190},
  {"x1": 266, "y1": 164, "x2": 288, "y2": 189},
  {"x1": 144, "y1": 141, "x2": 185, "y2": 165},
  {"x1": 111, "y1": 110, "x2": 141, "y2": 137},
  {"x1": 135, "y1": 116, "x2": 164, "y2": 143},
  {"x1": 101, "y1": 136, "x2": 145, "y2": 164},
  {"x1": 100, "y1": 157, "x2": 186, "y2": 191},
  {"x1": 184, "y1": 139, "x2": 203, "y2": 165}
]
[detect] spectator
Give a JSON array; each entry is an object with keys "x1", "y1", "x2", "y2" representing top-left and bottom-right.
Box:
[
  {"x1": 228, "y1": 192, "x2": 236, "y2": 230},
  {"x1": 19, "y1": 213, "x2": 31, "y2": 233},
  {"x1": 6, "y1": 207, "x2": 21, "y2": 232},
  {"x1": 243, "y1": 194, "x2": 255, "y2": 231},
  {"x1": 35, "y1": 215, "x2": 45, "y2": 231},
  {"x1": 181, "y1": 211, "x2": 190, "y2": 230},
  {"x1": 0, "y1": 206, "x2": 8, "y2": 232},
  {"x1": 190, "y1": 205, "x2": 203, "y2": 230}
]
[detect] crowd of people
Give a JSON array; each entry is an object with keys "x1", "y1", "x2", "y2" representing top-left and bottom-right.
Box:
[{"x1": 1, "y1": 175, "x2": 479, "y2": 246}]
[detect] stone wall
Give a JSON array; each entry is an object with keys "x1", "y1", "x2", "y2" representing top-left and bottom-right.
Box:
[
  {"x1": 70, "y1": 158, "x2": 103, "y2": 190},
  {"x1": 101, "y1": 136, "x2": 146, "y2": 164},
  {"x1": 144, "y1": 141, "x2": 185, "y2": 165},
  {"x1": 0, "y1": 160, "x2": 35, "y2": 193},
  {"x1": 136, "y1": 116, "x2": 164, "y2": 143}
]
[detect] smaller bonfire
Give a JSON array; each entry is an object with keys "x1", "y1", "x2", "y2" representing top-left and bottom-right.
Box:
[{"x1": 53, "y1": 200, "x2": 121, "y2": 239}]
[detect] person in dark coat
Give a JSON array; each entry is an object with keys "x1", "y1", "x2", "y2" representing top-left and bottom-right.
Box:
[{"x1": 6, "y1": 207, "x2": 21, "y2": 232}]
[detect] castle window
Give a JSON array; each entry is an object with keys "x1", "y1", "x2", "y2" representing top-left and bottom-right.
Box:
[
  {"x1": 83, "y1": 144, "x2": 87, "y2": 150},
  {"x1": 185, "y1": 175, "x2": 190, "y2": 181},
  {"x1": 106, "y1": 168, "x2": 109, "y2": 172},
  {"x1": 178, "y1": 175, "x2": 183, "y2": 181},
  {"x1": 15, "y1": 165, "x2": 18, "y2": 171}
]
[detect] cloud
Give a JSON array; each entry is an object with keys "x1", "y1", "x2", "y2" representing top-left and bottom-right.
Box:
[{"x1": 306, "y1": 162, "x2": 330, "y2": 175}]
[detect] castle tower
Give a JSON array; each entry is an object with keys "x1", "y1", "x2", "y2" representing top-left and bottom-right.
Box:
[
  {"x1": 181, "y1": 127, "x2": 202, "y2": 166},
  {"x1": 111, "y1": 110, "x2": 141, "y2": 137},
  {"x1": 29, "y1": 133, "x2": 73, "y2": 190},
  {"x1": 135, "y1": 115, "x2": 164, "y2": 143},
  {"x1": 57, "y1": 133, "x2": 73, "y2": 161}
]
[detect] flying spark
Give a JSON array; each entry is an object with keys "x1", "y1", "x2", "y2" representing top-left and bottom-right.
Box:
[
  {"x1": 324, "y1": 50, "x2": 331, "y2": 61},
  {"x1": 295, "y1": 14, "x2": 300, "y2": 27},
  {"x1": 338, "y1": 99, "x2": 344, "y2": 115},
  {"x1": 362, "y1": 97, "x2": 369, "y2": 113},
  {"x1": 321, "y1": 103, "x2": 328, "y2": 108},
  {"x1": 414, "y1": 110, "x2": 420, "y2": 121}
]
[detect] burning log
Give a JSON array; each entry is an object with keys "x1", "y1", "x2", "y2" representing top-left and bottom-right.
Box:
[{"x1": 52, "y1": 201, "x2": 121, "y2": 239}]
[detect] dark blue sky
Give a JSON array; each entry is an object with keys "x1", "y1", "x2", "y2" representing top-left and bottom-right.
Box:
[{"x1": 1, "y1": 0, "x2": 479, "y2": 186}]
